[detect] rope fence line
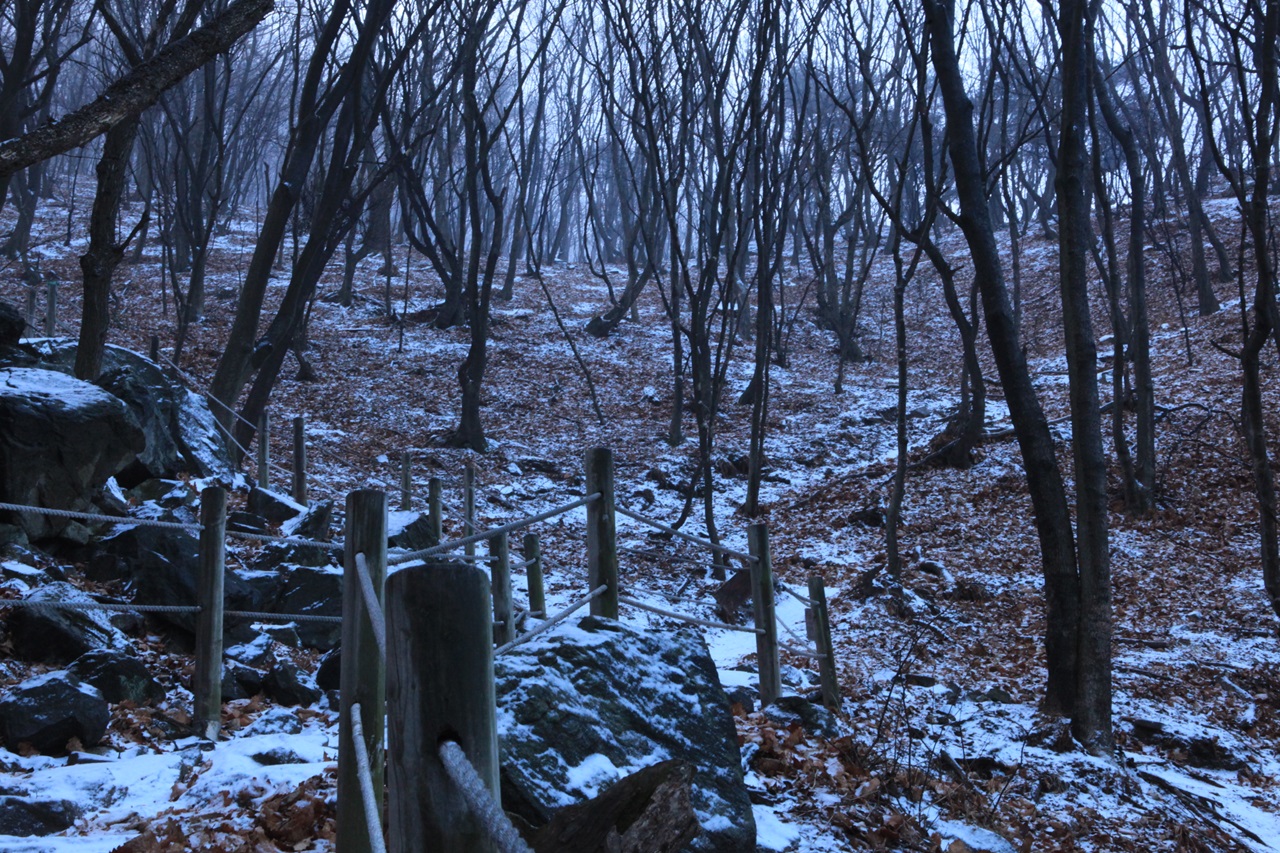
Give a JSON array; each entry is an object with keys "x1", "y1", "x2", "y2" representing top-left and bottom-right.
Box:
[
  {"x1": 618, "y1": 594, "x2": 765, "y2": 636},
  {"x1": 225, "y1": 609, "x2": 345, "y2": 624},
  {"x1": 389, "y1": 494, "x2": 600, "y2": 566},
  {"x1": 354, "y1": 552, "x2": 388, "y2": 659},
  {"x1": 614, "y1": 504, "x2": 757, "y2": 564},
  {"x1": 437, "y1": 740, "x2": 534, "y2": 853},
  {"x1": 349, "y1": 702, "x2": 390, "y2": 853},
  {"x1": 779, "y1": 642, "x2": 827, "y2": 661},
  {"x1": 224, "y1": 528, "x2": 343, "y2": 550},
  {"x1": 618, "y1": 544, "x2": 743, "y2": 575},
  {"x1": 0, "y1": 501, "x2": 203, "y2": 532},
  {"x1": 779, "y1": 583, "x2": 814, "y2": 608},
  {"x1": 0, "y1": 598, "x2": 202, "y2": 615},
  {"x1": 495, "y1": 585, "x2": 608, "y2": 657}
]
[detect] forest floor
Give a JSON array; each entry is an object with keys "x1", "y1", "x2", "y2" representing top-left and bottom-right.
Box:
[{"x1": 2, "y1": 193, "x2": 1280, "y2": 851}]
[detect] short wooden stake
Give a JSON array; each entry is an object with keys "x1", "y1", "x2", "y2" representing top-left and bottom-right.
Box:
[
  {"x1": 257, "y1": 412, "x2": 270, "y2": 489},
  {"x1": 44, "y1": 279, "x2": 57, "y2": 336},
  {"x1": 748, "y1": 523, "x2": 781, "y2": 707},
  {"x1": 193, "y1": 486, "x2": 227, "y2": 740},
  {"x1": 386, "y1": 563, "x2": 498, "y2": 853},
  {"x1": 463, "y1": 462, "x2": 477, "y2": 559},
  {"x1": 524, "y1": 532, "x2": 544, "y2": 616},
  {"x1": 338, "y1": 490, "x2": 388, "y2": 853},
  {"x1": 490, "y1": 532, "x2": 513, "y2": 646},
  {"x1": 809, "y1": 575, "x2": 841, "y2": 711},
  {"x1": 400, "y1": 451, "x2": 412, "y2": 511},
  {"x1": 584, "y1": 447, "x2": 618, "y2": 619},
  {"x1": 428, "y1": 477, "x2": 443, "y2": 545},
  {"x1": 149, "y1": 334, "x2": 159, "y2": 362},
  {"x1": 292, "y1": 414, "x2": 307, "y2": 505}
]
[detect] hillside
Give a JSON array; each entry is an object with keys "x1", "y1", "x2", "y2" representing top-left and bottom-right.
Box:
[{"x1": 2, "y1": 195, "x2": 1279, "y2": 852}]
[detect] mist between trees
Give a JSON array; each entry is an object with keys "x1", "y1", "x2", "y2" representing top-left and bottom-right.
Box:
[{"x1": 1, "y1": 0, "x2": 1277, "y2": 754}]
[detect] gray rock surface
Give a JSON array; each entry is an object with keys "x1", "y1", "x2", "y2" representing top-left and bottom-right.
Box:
[
  {"x1": 0, "y1": 367, "x2": 143, "y2": 540},
  {"x1": 0, "y1": 796, "x2": 81, "y2": 836},
  {"x1": 67, "y1": 649, "x2": 165, "y2": 704},
  {"x1": 495, "y1": 616, "x2": 754, "y2": 853},
  {"x1": 4, "y1": 582, "x2": 133, "y2": 664},
  {"x1": 0, "y1": 671, "x2": 110, "y2": 754}
]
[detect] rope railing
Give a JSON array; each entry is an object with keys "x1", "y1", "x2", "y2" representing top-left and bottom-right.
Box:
[
  {"x1": 225, "y1": 609, "x2": 345, "y2": 624},
  {"x1": 224, "y1": 528, "x2": 343, "y2": 550},
  {"x1": 618, "y1": 594, "x2": 765, "y2": 636},
  {"x1": 495, "y1": 585, "x2": 609, "y2": 657},
  {"x1": 779, "y1": 583, "x2": 814, "y2": 608},
  {"x1": 389, "y1": 494, "x2": 601, "y2": 566},
  {"x1": 613, "y1": 504, "x2": 756, "y2": 564},
  {"x1": 0, "y1": 501, "x2": 203, "y2": 532},
  {"x1": 354, "y1": 552, "x2": 387, "y2": 659},
  {"x1": 0, "y1": 598, "x2": 202, "y2": 615},
  {"x1": 349, "y1": 702, "x2": 390, "y2": 853},
  {"x1": 618, "y1": 544, "x2": 742, "y2": 574},
  {"x1": 779, "y1": 642, "x2": 827, "y2": 661},
  {"x1": 437, "y1": 740, "x2": 534, "y2": 853}
]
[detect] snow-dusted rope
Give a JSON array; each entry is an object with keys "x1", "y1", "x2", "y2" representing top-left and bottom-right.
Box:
[
  {"x1": 495, "y1": 585, "x2": 608, "y2": 657},
  {"x1": 618, "y1": 594, "x2": 764, "y2": 635},
  {"x1": 779, "y1": 642, "x2": 826, "y2": 661},
  {"x1": 348, "y1": 702, "x2": 389, "y2": 853},
  {"x1": 225, "y1": 609, "x2": 344, "y2": 623},
  {"x1": 354, "y1": 552, "x2": 387, "y2": 659},
  {"x1": 618, "y1": 545, "x2": 742, "y2": 575},
  {"x1": 224, "y1": 528, "x2": 343, "y2": 550},
  {"x1": 0, "y1": 598, "x2": 201, "y2": 614},
  {"x1": 0, "y1": 501, "x2": 202, "y2": 532},
  {"x1": 437, "y1": 740, "x2": 533, "y2": 853},
  {"x1": 614, "y1": 505, "x2": 756, "y2": 563},
  {"x1": 779, "y1": 583, "x2": 814, "y2": 608},
  {"x1": 389, "y1": 494, "x2": 600, "y2": 566}
]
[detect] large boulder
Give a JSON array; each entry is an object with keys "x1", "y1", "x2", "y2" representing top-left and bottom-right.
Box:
[
  {"x1": 0, "y1": 671, "x2": 110, "y2": 754},
  {"x1": 67, "y1": 649, "x2": 165, "y2": 704},
  {"x1": 0, "y1": 368, "x2": 144, "y2": 540},
  {"x1": 0, "y1": 797, "x2": 81, "y2": 836},
  {"x1": 4, "y1": 582, "x2": 133, "y2": 664},
  {"x1": 273, "y1": 564, "x2": 344, "y2": 649},
  {"x1": 495, "y1": 616, "x2": 755, "y2": 853}
]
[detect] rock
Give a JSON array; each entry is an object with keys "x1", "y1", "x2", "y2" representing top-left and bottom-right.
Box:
[
  {"x1": 495, "y1": 616, "x2": 755, "y2": 853},
  {"x1": 14, "y1": 342, "x2": 233, "y2": 484},
  {"x1": 762, "y1": 695, "x2": 839, "y2": 740},
  {"x1": 227, "y1": 510, "x2": 270, "y2": 536},
  {"x1": 4, "y1": 582, "x2": 132, "y2": 663},
  {"x1": 273, "y1": 564, "x2": 344, "y2": 649},
  {"x1": 222, "y1": 659, "x2": 265, "y2": 700},
  {"x1": 0, "y1": 671, "x2": 110, "y2": 754},
  {"x1": 387, "y1": 510, "x2": 439, "y2": 552},
  {"x1": 0, "y1": 796, "x2": 81, "y2": 836},
  {"x1": 67, "y1": 649, "x2": 165, "y2": 704},
  {"x1": 259, "y1": 622, "x2": 301, "y2": 647},
  {"x1": 261, "y1": 662, "x2": 321, "y2": 706},
  {"x1": 283, "y1": 499, "x2": 333, "y2": 541},
  {"x1": 250, "y1": 539, "x2": 337, "y2": 571},
  {"x1": 0, "y1": 302, "x2": 25, "y2": 347},
  {"x1": 315, "y1": 648, "x2": 341, "y2": 692},
  {"x1": 247, "y1": 487, "x2": 305, "y2": 525},
  {"x1": 725, "y1": 685, "x2": 756, "y2": 714},
  {"x1": 0, "y1": 368, "x2": 144, "y2": 540}
]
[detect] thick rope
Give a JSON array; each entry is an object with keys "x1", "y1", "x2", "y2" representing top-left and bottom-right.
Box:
[
  {"x1": 779, "y1": 583, "x2": 814, "y2": 608},
  {"x1": 0, "y1": 598, "x2": 201, "y2": 614},
  {"x1": 224, "y1": 609, "x2": 343, "y2": 623},
  {"x1": 614, "y1": 505, "x2": 756, "y2": 563},
  {"x1": 438, "y1": 740, "x2": 534, "y2": 853},
  {"x1": 0, "y1": 501, "x2": 202, "y2": 532},
  {"x1": 348, "y1": 703, "x2": 389, "y2": 853},
  {"x1": 617, "y1": 595, "x2": 764, "y2": 635},
  {"x1": 390, "y1": 494, "x2": 600, "y2": 566},
  {"x1": 618, "y1": 545, "x2": 743, "y2": 574},
  {"x1": 354, "y1": 552, "x2": 387, "y2": 660},
  {"x1": 495, "y1": 585, "x2": 608, "y2": 657},
  {"x1": 225, "y1": 528, "x2": 343, "y2": 550},
  {"x1": 779, "y1": 642, "x2": 826, "y2": 661}
]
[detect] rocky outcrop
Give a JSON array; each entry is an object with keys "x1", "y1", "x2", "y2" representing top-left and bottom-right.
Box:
[
  {"x1": 0, "y1": 368, "x2": 143, "y2": 540},
  {"x1": 495, "y1": 616, "x2": 755, "y2": 853},
  {"x1": 0, "y1": 671, "x2": 110, "y2": 754},
  {"x1": 67, "y1": 649, "x2": 165, "y2": 705},
  {"x1": 4, "y1": 582, "x2": 133, "y2": 664}
]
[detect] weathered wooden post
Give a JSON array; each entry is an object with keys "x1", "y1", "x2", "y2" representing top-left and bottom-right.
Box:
[
  {"x1": 257, "y1": 412, "x2": 270, "y2": 489},
  {"x1": 463, "y1": 462, "x2": 477, "y2": 559},
  {"x1": 584, "y1": 447, "x2": 618, "y2": 618},
  {"x1": 387, "y1": 563, "x2": 498, "y2": 853},
  {"x1": 490, "y1": 532, "x2": 513, "y2": 646},
  {"x1": 193, "y1": 486, "x2": 227, "y2": 741},
  {"x1": 292, "y1": 415, "x2": 307, "y2": 504},
  {"x1": 523, "y1": 532, "x2": 544, "y2": 616},
  {"x1": 428, "y1": 477, "x2": 443, "y2": 545},
  {"x1": 339, "y1": 490, "x2": 388, "y2": 853},
  {"x1": 24, "y1": 287, "x2": 36, "y2": 330},
  {"x1": 809, "y1": 575, "x2": 840, "y2": 710},
  {"x1": 44, "y1": 278, "x2": 57, "y2": 336},
  {"x1": 400, "y1": 451, "x2": 412, "y2": 511},
  {"x1": 149, "y1": 335, "x2": 160, "y2": 362},
  {"x1": 748, "y1": 523, "x2": 781, "y2": 706}
]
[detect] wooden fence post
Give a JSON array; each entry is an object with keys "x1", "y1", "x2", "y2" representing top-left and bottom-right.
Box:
[
  {"x1": 748, "y1": 523, "x2": 781, "y2": 707},
  {"x1": 193, "y1": 486, "x2": 227, "y2": 741},
  {"x1": 292, "y1": 415, "x2": 307, "y2": 504},
  {"x1": 257, "y1": 412, "x2": 270, "y2": 489},
  {"x1": 584, "y1": 447, "x2": 618, "y2": 619},
  {"x1": 386, "y1": 563, "x2": 498, "y2": 853},
  {"x1": 428, "y1": 477, "x2": 443, "y2": 545},
  {"x1": 490, "y1": 532, "x2": 513, "y2": 646},
  {"x1": 463, "y1": 462, "x2": 476, "y2": 559},
  {"x1": 523, "y1": 532, "x2": 544, "y2": 616},
  {"x1": 400, "y1": 451, "x2": 412, "y2": 511},
  {"x1": 44, "y1": 278, "x2": 57, "y2": 336},
  {"x1": 24, "y1": 287, "x2": 36, "y2": 330},
  {"x1": 149, "y1": 334, "x2": 159, "y2": 362},
  {"x1": 809, "y1": 575, "x2": 840, "y2": 711},
  {"x1": 339, "y1": 490, "x2": 388, "y2": 853}
]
